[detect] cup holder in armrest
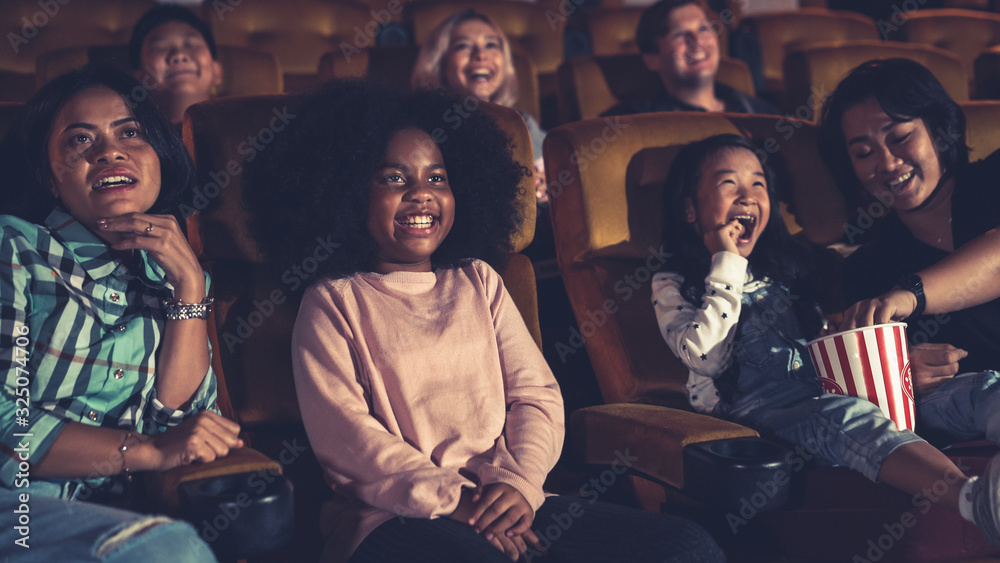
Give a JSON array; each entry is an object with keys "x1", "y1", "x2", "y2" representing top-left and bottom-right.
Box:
[
  {"x1": 682, "y1": 436, "x2": 790, "y2": 514},
  {"x1": 178, "y1": 470, "x2": 294, "y2": 558}
]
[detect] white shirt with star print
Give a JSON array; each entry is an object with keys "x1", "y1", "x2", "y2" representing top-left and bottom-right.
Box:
[{"x1": 651, "y1": 251, "x2": 766, "y2": 414}]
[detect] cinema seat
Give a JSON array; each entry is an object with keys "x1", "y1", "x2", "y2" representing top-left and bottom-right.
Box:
[
  {"x1": 961, "y1": 100, "x2": 1000, "y2": 159},
  {"x1": 545, "y1": 111, "x2": 997, "y2": 561},
  {"x1": 209, "y1": 0, "x2": 371, "y2": 92},
  {"x1": 975, "y1": 44, "x2": 1000, "y2": 100},
  {"x1": 34, "y1": 45, "x2": 283, "y2": 96},
  {"x1": 586, "y1": 7, "x2": 645, "y2": 56},
  {"x1": 181, "y1": 92, "x2": 540, "y2": 560},
  {"x1": 0, "y1": 0, "x2": 156, "y2": 101},
  {"x1": 897, "y1": 8, "x2": 1000, "y2": 97},
  {"x1": 544, "y1": 110, "x2": 836, "y2": 518},
  {"x1": 345, "y1": 0, "x2": 407, "y2": 23},
  {"x1": 741, "y1": 8, "x2": 879, "y2": 104},
  {"x1": 783, "y1": 40, "x2": 968, "y2": 121},
  {"x1": 317, "y1": 45, "x2": 542, "y2": 124},
  {"x1": 555, "y1": 53, "x2": 756, "y2": 123}
]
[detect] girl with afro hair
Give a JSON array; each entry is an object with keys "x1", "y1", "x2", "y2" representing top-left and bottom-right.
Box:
[{"x1": 242, "y1": 80, "x2": 725, "y2": 563}]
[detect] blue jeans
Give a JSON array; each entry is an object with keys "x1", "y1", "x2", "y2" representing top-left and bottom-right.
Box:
[
  {"x1": 736, "y1": 370, "x2": 1000, "y2": 482},
  {"x1": 0, "y1": 483, "x2": 215, "y2": 562},
  {"x1": 916, "y1": 369, "x2": 1000, "y2": 445},
  {"x1": 738, "y1": 393, "x2": 923, "y2": 481},
  {"x1": 719, "y1": 281, "x2": 824, "y2": 419},
  {"x1": 719, "y1": 282, "x2": 923, "y2": 481}
]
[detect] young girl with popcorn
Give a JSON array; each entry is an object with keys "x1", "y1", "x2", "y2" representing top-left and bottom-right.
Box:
[
  {"x1": 242, "y1": 80, "x2": 725, "y2": 563},
  {"x1": 653, "y1": 133, "x2": 1000, "y2": 548}
]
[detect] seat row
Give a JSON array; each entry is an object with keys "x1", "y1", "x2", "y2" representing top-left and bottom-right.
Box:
[
  {"x1": 583, "y1": 7, "x2": 1000, "y2": 111},
  {"x1": 4, "y1": 58, "x2": 1000, "y2": 560},
  {"x1": 8, "y1": 2, "x2": 1000, "y2": 122},
  {"x1": 179, "y1": 93, "x2": 1000, "y2": 562},
  {"x1": 0, "y1": 0, "x2": 566, "y2": 105}
]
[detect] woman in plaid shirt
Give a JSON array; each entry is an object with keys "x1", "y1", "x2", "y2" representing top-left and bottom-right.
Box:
[{"x1": 0, "y1": 65, "x2": 240, "y2": 561}]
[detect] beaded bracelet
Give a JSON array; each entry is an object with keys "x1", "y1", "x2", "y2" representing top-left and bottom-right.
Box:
[
  {"x1": 162, "y1": 297, "x2": 214, "y2": 320},
  {"x1": 119, "y1": 430, "x2": 133, "y2": 482}
]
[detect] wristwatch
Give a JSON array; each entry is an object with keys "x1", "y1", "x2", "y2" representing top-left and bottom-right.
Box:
[{"x1": 896, "y1": 273, "x2": 926, "y2": 319}]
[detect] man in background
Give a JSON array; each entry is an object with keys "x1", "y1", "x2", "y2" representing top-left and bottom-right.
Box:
[{"x1": 604, "y1": 0, "x2": 778, "y2": 116}]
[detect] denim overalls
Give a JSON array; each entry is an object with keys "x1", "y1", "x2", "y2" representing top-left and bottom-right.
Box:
[
  {"x1": 719, "y1": 280, "x2": 821, "y2": 419},
  {"x1": 715, "y1": 280, "x2": 925, "y2": 481}
]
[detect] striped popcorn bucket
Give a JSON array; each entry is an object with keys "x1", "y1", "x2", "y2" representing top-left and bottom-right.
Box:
[{"x1": 806, "y1": 323, "x2": 915, "y2": 432}]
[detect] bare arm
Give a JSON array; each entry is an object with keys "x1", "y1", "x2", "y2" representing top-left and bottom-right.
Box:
[
  {"x1": 33, "y1": 412, "x2": 242, "y2": 479},
  {"x1": 100, "y1": 213, "x2": 209, "y2": 409},
  {"x1": 920, "y1": 226, "x2": 1000, "y2": 314},
  {"x1": 841, "y1": 227, "x2": 1000, "y2": 328}
]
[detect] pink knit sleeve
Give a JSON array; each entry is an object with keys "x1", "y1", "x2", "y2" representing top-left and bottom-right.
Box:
[
  {"x1": 291, "y1": 283, "x2": 473, "y2": 518},
  {"x1": 472, "y1": 262, "x2": 565, "y2": 510}
]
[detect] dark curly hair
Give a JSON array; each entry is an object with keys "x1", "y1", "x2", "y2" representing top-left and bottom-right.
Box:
[
  {"x1": 818, "y1": 58, "x2": 969, "y2": 211},
  {"x1": 662, "y1": 134, "x2": 821, "y2": 334},
  {"x1": 0, "y1": 63, "x2": 196, "y2": 225},
  {"x1": 243, "y1": 79, "x2": 526, "y2": 283}
]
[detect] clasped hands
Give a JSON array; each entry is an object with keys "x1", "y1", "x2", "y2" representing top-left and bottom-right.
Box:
[{"x1": 448, "y1": 482, "x2": 544, "y2": 561}]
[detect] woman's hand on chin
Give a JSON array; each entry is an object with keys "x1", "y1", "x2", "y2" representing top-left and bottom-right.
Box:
[{"x1": 98, "y1": 212, "x2": 205, "y2": 302}]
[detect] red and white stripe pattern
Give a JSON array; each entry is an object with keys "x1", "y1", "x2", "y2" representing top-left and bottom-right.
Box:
[{"x1": 807, "y1": 323, "x2": 915, "y2": 432}]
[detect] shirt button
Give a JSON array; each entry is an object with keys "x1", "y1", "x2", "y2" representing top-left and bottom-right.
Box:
[
  {"x1": 755, "y1": 294, "x2": 765, "y2": 303},
  {"x1": 116, "y1": 325, "x2": 126, "y2": 332},
  {"x1": 114, "y1": 368, "x2": 124, "y2": 380},
  {"x1": 88, "y1": 410, "x2": 98, "y2": 421},
  {"x1": 110, "y1": 292, "x2": 120, "y2": 302},
  {"x1": 792, "y1": 361, "x2": 802, "y2": 370}
]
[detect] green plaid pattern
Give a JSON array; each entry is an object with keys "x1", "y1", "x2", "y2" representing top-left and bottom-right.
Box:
[{"x1": 0, "y1": 208, "x2": 216, "y2": 488}]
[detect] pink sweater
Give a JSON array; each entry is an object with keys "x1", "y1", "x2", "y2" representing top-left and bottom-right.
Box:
[{"x1": 291, "y1": 260, "x2": 565, "y2": 561}]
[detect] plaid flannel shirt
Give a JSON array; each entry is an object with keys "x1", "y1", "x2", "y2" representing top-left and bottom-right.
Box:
[{"x1": 0, "y1": 208, "x2": 216, "y2": 488}]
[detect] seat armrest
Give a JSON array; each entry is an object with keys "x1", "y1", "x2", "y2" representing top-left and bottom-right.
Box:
[
  {"x1": 569, "y1": 403, "x2": 758, "y2": 489},
  {"x1": 147, "y1": 447, "x2": 283, "y2": 511}
]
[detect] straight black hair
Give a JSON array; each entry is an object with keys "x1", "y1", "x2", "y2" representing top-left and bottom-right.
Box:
[
  {"x1": 818, "y1": 58, "x2": 969, "y2": 210},
  {"x1": 0, "y1": 63, "x2": 196, "y2": 225},
  {"x1": 661, "y1": 134, "x2": 815, "y2": 310}
]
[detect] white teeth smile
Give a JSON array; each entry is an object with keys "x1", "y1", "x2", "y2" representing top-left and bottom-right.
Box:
[
  {"x1": 470, "y1": 70, "x2": 491, "y2": 80},
  {"x1": 397, "y1": 215, "x2": 434, "y2": 228},
  {"x1": 92, "y1": 176, "x2": 136, "y2": 190},
  {"x1": 888, "y1": 172, "x2": 914, "y2": 188}
]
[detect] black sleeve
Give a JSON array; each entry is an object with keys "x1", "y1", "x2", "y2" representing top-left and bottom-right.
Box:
[
  {"x1": 953, "y1": 149, "x2": 1000, "y2": 246},
  {"x1": 841, "y1": 244, "x2": 900, "y2": 306},
  {"x1": 747, "y1": 94, "x2": 781, "y2": 117},
  {"x1": 841, "y1": 250, "x2": 870, "y2": 306}
]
